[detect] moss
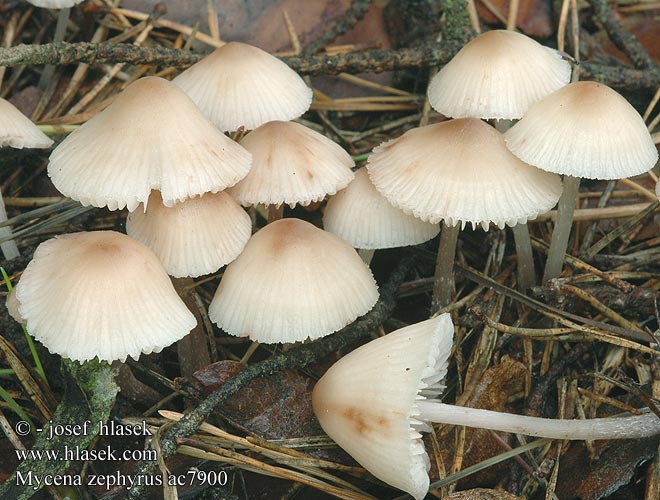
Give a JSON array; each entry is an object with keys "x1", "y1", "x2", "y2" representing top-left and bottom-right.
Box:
[
  {"x1": 1, "y1": 360, "x2": 118, "y2": 500},
  {"x1": 440, "y1": 0, "x2": 476, "y2": 49}
]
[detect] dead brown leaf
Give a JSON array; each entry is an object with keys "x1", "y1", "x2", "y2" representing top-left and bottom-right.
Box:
[
  {"x1": 191, "y1": 360, "x2": 320, "y2": 439},
  {"x1": 556, "y1": 436, "x2": 660, "y2": 500},
  {"x1": 434, "y1": 357, "x2": 527, "y2": 487}
]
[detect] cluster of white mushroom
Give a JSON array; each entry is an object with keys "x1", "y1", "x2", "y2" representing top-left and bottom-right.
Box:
[
  {"x1": 10, "y1": 37, "x2": 428, "y2": 361},
  {"x1": 347, "y1": 29, "x2": 657, "y2": 308},
  {"x1": 9, "y1": 66, "x2": 255, "y2": 362},
  {"x1": 3, "y1": 25, "x2": 660, "y2": 500},
  {"x1": 7, "y1": 42, "x2": 387, "y2": 361}
]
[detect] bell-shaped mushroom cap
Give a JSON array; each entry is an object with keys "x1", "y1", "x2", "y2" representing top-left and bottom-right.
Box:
[
  {"x1": 25, "y1": 0, "x2": 85, "y2": 7},
  {"x1": 14, "y1": 231, "x2": 196, "y2": 362},
  {"x1": 126, "y1": 191, "x2": 252, "y2": 278},
  {"x1": 427, "y1": 30, "x2": 571, "y2": 120},
  {"x1": 209, "y1": 218, "x2": 378, "y2": 343},
  {"x1": 228, "y1": 120, "x2": 354, "y2": 208},
  {"x1": 48, "y1": 76, "x2": 252, "y2": 212},
  {"x1": 323, "y1": 168, "x2": 440, "y2": 249},
  {"x1": 366, "y1": 118, "x2": 563, "y2": 230},
  {"x1": 0, "y1": 98, "x2": 53, "y2": 149},
  {"x1": 312, "y1": 314, "x2": 454, "y2": 500},
  {"x1": 504, "y1": 81, "x2": 659, "y2": 180},
  {"x1": 173, "y1": 42, "x2": 313, "y2": 132}
]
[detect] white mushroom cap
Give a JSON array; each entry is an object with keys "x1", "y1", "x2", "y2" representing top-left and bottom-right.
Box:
[
  {"x1": 312, "y1": 314, "x2": 454, "y2": 500},
  {"x1": 126, "y1": 191, "x2": 252, "y2": 278},
  {"x1": 48, "y1": 76, "x2": 252, "y2": 212},
  {"x1": 366, "y1": 118, "x2": 563, "y2": 230},
  {"x1": 323, "y1": 168, "x2": 440, "y2": 249},
  {"x1": 25, "y1": 0, "x2": 85, "y2": 7},
  {"x1": 504, "y1": 81, "x2": 659, "y2": 180},
  {"x1": 173, "y1": 42, "x2": 313, "y2": 132},
  {"x1": 228, "y1": 120, "x2": 355, "y2": 208},
  {"x1": 427, "y1": 30, "x2": 571, "y2": 120},
  {"x1": 14, "y1": 231, "x2": 196, "y2": 362},
  {"x1": 0, "y1": 98, "x2": 53, "y2": 149},
  {"x1": 209, "y1": 218, "x2": 378, "y2": 343}
]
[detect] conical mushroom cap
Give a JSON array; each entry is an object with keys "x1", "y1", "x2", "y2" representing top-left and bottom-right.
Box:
[
  {"x1": 209, "y1": 218, "x2": 378, "y2": 343},
  {"x1": 228, "y1": 120, "x2": 355, "y2": 208},
  {"x1": 126, "y1": 191, "x2": 252, "y2": 278},
  {"x1": 312, "y1": 314, "x2": 454, "y2": 500},
  {"x1": 48, "y1": 77, "x2": 252, "y2": 211},
  {"x1": 428, "y1": 30, "x2": 571, "y2": 120},
  {"x1": 504, "y1": 81, "x2": 659, "y2": 179},
  {"x1": 14, "y1": 231, "x2": 196, "y2": 362},
  {"x1": 173, "y1": 42, "x2": 313, "y2": 132},
  {"x1": 323, "y1": 168, "x2": 440, "y2": 248},
  {"x1": 366, "y1": 118, "x2": 563, "y2": 229},
  {"x1": 0, "y1": 98, "x2": 53, "y2": 149}
]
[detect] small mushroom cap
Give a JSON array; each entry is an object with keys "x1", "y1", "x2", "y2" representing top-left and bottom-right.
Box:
[
  {"x1": 25, "y1": 0, "x2": 85, "y2": 7},
  {"x1": 14, "y1": 231, "x2": 196, "y2": 362},
  {"x1": 312, "y1": 314, "x2": 454, "y2": 500},
  {"x1": 209, "y1": 218, "x2": 379, "y2": 343},
  {"x1": 126, "y1": 191, "x2": 252, "y2": 278},
  {"x1": 0, "y1": 98, "x2": 53, "y2": 149},
  {"x1": 173, "y1": 42, "x2": 313, "y2": 132},
  {"x1": 504, "y1": 81, "x2": 659, "y2": 180},
  {"x1": 228, "y1": 120, "x2": 355, "y2": 208},
  {"x1": 48, "y1": 76, "x2": 252, "y2": 211},
  {"x1": 323, "y1": 168, "x2": 440, "y2": 248},
  {"x1": 428, "y1": 30, "x2": 571, "y2": 120},
  {"x1": 366, "y1": 118, "x2": 563, "y2": 230}
]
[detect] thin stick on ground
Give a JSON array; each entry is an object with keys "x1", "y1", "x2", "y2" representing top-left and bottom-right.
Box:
[{"x1": 0, "y1": 42, "x2": 658, "y2": 90}]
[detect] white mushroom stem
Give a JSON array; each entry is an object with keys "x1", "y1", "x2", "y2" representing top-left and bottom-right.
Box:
[
  {"x1": 172, "y1": 277, "x2": 211, "y2": 378},
  {"x1": 0, "y1": 194, "x2": 20, "y2": 260},
  {"x1": 432, "y1": 223, "x2": 459, "y2": 312},
  {"x1": 543, "y1": 175, "x2": 581, "y2": 282},
  {"x1": 495, "y1": 120, "x2": 536, "y2": 291},
  {"x1": 511, "y1": 223, "x2": 535, "y2": 291},
  {"x1": 416, "y1": 400, "x2": 660, "y2": 440}
]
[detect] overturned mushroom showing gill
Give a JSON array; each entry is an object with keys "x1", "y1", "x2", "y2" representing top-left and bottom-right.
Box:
[{"x1": 313, "y1": 314, "x2": 660, "y2": 500}]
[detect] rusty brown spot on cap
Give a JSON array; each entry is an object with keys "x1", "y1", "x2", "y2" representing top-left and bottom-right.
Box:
[
  {"x1": 264, "y1": 218, "x2": 318, "y2": 256},
  {"x1": 341, "y1": 406, "x2": 390, "y2": 437}
]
